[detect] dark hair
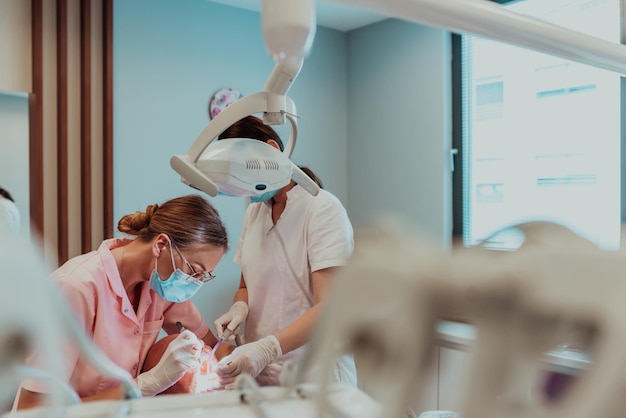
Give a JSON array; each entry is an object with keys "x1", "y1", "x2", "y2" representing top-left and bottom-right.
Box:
[
  {"x1": 117, "y1": 194, "x2": 228, "y2": 251},
  {"x1": 219, "y1": 116, "x2": 324, "y2": 189},
  {"x1": 0, "y1": 188, "x2": 15, "y2": 202},
  {"x1": 218, "y1": 115, "x2": 285, "y2": 151},
  {"x1": 298, "y1": 166, "x2": 323, "y2": 189}
]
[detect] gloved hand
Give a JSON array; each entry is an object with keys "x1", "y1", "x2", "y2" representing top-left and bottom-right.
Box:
[
  {"x1": 214, "y1": 301, "x2": 249, "y2": 341},
  {"x1": 136, "y1": 330, "x2": 203, "y2": 396},
  {"x1": 216, "y1": 335, "x2": 282, "y2": 388}
]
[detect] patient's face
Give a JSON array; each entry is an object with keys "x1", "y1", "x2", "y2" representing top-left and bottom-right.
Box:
[{"x1": 142, "y1": 334, "x2": 221, "y2": 395}]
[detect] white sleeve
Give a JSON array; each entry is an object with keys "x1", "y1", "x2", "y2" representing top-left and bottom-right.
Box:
[
  {"x1": 307, "y1": 193, "x2": 354, "y2": 272},
  {"x1": 0, "y1": 197, "x2": 20, "y2": 233}
]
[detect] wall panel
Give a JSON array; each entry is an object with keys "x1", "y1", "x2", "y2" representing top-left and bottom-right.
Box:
[
  {"x1": 29, "y1": 0, "x2": 113, "y2": 265},
  {"x1": 0, "y1": 0, "x2": 32, "y2": 92}
]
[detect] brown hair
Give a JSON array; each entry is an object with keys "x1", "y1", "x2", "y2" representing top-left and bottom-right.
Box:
[
  {"x1": 218, "y1": 115, "x2": 285, "y2": 151},
  {"x1": 298, "y1": 166, "x2": 323, "y2": 189},
  {"x1": 117, "y1": 194, "x2": 228, "y2": 251},
  {"x1": 218, "y1": 116, "x2": 324, "y2": 189},
  {"x1": 0, "y1": 188, "x2": 14, "y2": 202}
]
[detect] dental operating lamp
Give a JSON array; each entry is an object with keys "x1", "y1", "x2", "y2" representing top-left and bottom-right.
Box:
[
  {"x1": 171, "y1": 0, "x2": 320, "y2": 198},
  {"x1": 172, "y1": 0, "x2": 626, "y2": 199}
]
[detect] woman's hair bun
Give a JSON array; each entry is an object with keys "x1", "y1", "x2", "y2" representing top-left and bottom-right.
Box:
[{"x1": 117, "y1": 204, "x2": 158, "y2": 236}]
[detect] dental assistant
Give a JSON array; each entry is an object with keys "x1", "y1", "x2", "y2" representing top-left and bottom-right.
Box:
[
  {"x1": 15, "y1": 194, "x2": 229, "y2": 409},
  {"x1": 213, "y1": 116, "x2": 357, "y2": 387}
]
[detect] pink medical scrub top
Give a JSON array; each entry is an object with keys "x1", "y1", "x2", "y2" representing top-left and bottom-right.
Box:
[{"x1": 20, "y1": 238, "x2": 210, "y2": 398}]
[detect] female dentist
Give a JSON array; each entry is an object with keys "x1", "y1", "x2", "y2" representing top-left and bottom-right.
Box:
[
  {"x1": 16, "y1": 194, "x2": 229, "y2": 409},
  {"x1": 213, "y1": 116, "x2": 357, "y2": 388}
]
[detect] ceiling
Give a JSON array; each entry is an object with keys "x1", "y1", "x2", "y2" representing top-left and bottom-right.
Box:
[{"x1": 205, "y1": 0, "x2": 389, "y2": 32}]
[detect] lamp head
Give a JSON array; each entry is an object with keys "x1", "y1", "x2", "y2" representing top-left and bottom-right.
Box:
[
  {"x1": 199, "y1": 138, "x2": 291, "y2": 197},
  {"x1": 171, "y1": 138, "x2": 319, "y2": 198}
]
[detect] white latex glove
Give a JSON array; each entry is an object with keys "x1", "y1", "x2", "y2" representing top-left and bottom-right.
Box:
[
  {"x1": 216, "y1": 335, "x2": 282, "y2": 387},
  {"x1": 137, "y1": 330, "x2": 203, "y2": 396},
  {"x1": 213, "y1": 301, "x2": 249, "y2": 341}
]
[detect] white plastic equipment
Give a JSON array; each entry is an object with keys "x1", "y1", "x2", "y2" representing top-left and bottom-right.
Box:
[
  {"x1": 173, "y1": 138, "x2": 319, "y2": 198},
  {"x1": 0, "y1": 234, "x2": 68, "y2": 413},
  {"x1": 298, "y1": 219, "x2": 626, "y2": 418},
  {"x1": 0, "y1": 233, "x2": 141, "y2": 415},
  {"x1": 3, "y1": 383, "x2": 380, "y2": 418},
  {"x1": 170, "y1": 0, "x2": 319, "y2": 198}
]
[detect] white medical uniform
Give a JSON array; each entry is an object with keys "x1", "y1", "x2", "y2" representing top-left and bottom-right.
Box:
[
  {"x1": 235, "y1": 185, "x2": 357, "y2": 386},
  {"x1": 0, "y1": 195, "x2": 20, "y2": 233}
]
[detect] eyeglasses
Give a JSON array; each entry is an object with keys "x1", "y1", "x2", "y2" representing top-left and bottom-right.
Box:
[{"x1": 173, "y1": 246, "x2": 216, "y2": 283}]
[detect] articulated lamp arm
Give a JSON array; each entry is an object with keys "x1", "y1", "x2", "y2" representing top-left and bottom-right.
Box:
[
  {"x1": 171, "y1": 0, "x2": 317, "y2": 197},
  {"x1": 169, "y1": 85, "x2": 301, "y2": 197},
  {"x1": 182, "y1": 58, "x2": 302, "y2": 164}
]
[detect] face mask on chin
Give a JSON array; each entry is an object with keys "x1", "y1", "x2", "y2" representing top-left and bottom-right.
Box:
[{"x1": 250, "y1": 189, "x2": 279, "y2": 203}]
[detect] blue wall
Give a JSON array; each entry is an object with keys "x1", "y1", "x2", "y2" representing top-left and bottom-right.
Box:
[
  {"x1": 114, "y1": 0, "x2": 349, "y2": 325},
  {"x1": 114, "y1": 0, "x2": 452, "y2": 328},
  {"x1": 347, "y1": 19, "x2": 452, "y2": 246}
]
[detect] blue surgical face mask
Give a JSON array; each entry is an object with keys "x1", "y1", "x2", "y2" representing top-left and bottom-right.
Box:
[
  {"x1": 250, "y1": 189, "x2": 278, "y2": 203},
  {"x1": 150, "y1": 240, "x2": 203, "y2": 303}
]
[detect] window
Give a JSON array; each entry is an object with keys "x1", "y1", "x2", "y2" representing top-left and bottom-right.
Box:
[{"x1": 453, "y1": 0, "x2": 623, "y2": 250}]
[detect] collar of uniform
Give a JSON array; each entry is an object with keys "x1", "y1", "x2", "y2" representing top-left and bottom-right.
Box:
[
  {"x1": 260, "y1": 183, "x2": 309, "y2": 208},
  {"x1": 100, "y1": 237, "x2": 133, "y2": 300},
  {"x1": 285, "y1": 183, "x2": 309, "y2": 202}
]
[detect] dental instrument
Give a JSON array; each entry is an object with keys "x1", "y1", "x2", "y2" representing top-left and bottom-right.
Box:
[
  {"x1": 220, "y1": 327, "x2": 234, "y2": 343},
  {"x1": 205, "y1": 327, "x2": 234, "y2": 374}
]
